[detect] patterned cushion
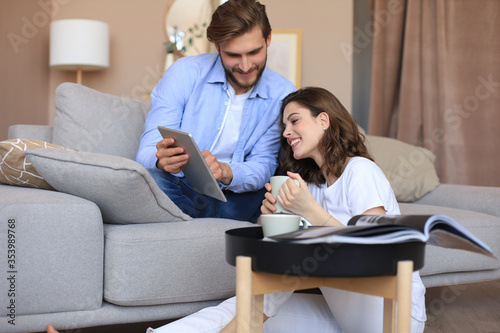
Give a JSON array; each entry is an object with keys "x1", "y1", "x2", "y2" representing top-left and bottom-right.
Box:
[{"x1": 0, "y1": 139, "x2": 69, "y2": 190}]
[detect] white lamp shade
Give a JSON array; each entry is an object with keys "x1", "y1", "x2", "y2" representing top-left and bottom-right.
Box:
[{"x1": 50, "y1": 19, "x2": 109, "y2": 71}]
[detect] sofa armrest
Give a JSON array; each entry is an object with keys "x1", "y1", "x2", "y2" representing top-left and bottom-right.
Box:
[
  {"x1": 413, "y1": 184, "x2": 500, "y2": 218},
  {"x1": 8, "y1": 124, "x2": 53, "y2": 142},
  {"x1": 0, "y1": 184, "x2": 104, "y2": 316}
]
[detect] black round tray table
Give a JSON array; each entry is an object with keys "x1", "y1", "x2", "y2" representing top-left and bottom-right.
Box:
[{"x1": 226, "y1": 226, "x2": 425, "y2": 277}]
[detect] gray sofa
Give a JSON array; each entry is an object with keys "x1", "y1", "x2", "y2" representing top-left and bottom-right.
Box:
[{"x1": 1, "y1": 83, "x2": 499, "y2": 333}]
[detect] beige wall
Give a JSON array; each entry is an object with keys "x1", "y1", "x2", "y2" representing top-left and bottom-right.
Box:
[
  {"x1": 47, "y1": 0, "x2": 170, "y2": 122},
  {"x1": 266, "y1": 0, "x2": 353, "y2": 110},
  {"x1": 0, "y1": 0, "x2": 51, "y2": 140},
  {"x1": 0, "y1": 0, "x2": 353, "y2": 140}
]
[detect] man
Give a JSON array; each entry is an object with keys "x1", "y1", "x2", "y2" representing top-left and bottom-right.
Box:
[
  {"x1": 136, "y1": 0, "x2": 296, "y2": 222},
  {"x1": 45, "y1": 2, "x2": 295, "y2": 332}
]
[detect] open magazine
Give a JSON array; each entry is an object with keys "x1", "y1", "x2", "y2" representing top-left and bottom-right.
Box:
[{"x1": 270, "y1": 215, "x2": 495, "y2": 258}]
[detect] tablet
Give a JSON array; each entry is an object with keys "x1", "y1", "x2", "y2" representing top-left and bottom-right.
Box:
[{"x1": 157, "y1": 126, "x2": 227, "y2": 202}]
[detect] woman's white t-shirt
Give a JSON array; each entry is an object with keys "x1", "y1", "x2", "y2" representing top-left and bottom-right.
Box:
[
  {"x1": 307, "y1": 157, "x2": 427, "y2": 322},
  {"x1": 308, "y1": 157, "x2": 400, "y2": 224}
]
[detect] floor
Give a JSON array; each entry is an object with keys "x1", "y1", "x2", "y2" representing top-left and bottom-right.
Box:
[
  {"x1": 36, "y1": 279, "x2": 500, "y2": 333},
  {"x1": 424, "y1": 279, "x2": 500, "y2": 333}
]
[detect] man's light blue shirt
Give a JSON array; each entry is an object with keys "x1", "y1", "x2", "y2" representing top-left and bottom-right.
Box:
[{"x1": 136, "y1": 53, "x2": 296, "y2": 193}]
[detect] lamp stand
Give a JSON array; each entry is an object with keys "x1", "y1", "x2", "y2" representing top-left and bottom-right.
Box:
[{"x1": 76, "y1": 67, "x2": 83, "y2": 85}]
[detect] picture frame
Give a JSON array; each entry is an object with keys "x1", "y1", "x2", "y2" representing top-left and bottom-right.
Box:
[{"x1": 267, "y1": 29, "x2": 302, "y2": 88}]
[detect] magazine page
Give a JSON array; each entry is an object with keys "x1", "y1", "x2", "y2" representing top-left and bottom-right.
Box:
[
  {"x1": 270, "y1": 224, "x2": 426, "y2": 244},
  {"x1": 348, "y1": 214, "x2": 432, "y2": 232},
  {"x1": 426, "y1": 230, "x2": 494, "y2": 257},
  {"x1": 270, "y1": 215, "x2": 495, "y2": 257},
  {"x1": 351, "y1": 214, "x2": 493, "y2": 256}
]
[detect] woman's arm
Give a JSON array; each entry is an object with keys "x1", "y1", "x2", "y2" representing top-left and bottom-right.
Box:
[
  {"x1": 363, "y1": 206, "x2": 386, "y2": 215},
  {"x1": 317, "y1": 206, "x2": 386, "y2": 226}
]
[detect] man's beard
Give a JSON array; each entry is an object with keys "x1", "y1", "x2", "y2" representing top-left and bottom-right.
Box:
[{"x1": 221, "y1": 55, "x2": 267, "y2": 92}]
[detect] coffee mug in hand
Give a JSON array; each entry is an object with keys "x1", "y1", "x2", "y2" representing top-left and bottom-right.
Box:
[
  {"x1": 270, "y1": 176, "x2": 300, "y2": 214},
  {"x1": 261, "y1": 214, "x2": 302, "y2": 237}
]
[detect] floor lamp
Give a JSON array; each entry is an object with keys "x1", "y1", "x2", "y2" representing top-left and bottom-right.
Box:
[{"x1": 50, "y1": 19, "x2": 109, "y2": 84}]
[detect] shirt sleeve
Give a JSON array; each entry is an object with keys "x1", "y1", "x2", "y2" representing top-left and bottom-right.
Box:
[
  {"x1": 135, "y1": 59, "x2": 195, "y2": 169},
  {"x1": 343, "y1": 158, "x2": 397, "y2": 216}
]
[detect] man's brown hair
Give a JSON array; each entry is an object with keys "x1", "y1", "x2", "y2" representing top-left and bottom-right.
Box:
[{"x1": 206, "y1": 0, "x2": 271, "y2": 45}]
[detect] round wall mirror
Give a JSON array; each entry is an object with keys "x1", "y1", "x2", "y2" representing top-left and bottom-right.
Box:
[{"x1": 164, "y1": 0, "x2": 219, "y2": 57}]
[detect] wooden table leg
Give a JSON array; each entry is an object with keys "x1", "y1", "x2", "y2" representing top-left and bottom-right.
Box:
[
  {"x1": 251, "y1": 294, "x2": 264, "y2": 332},
  {"x1": 396, "y1": 261, "x2": 413, "y2": 333},
  {"x1": 383, "y1": 298, "x2": 396, "y2": 333},
  {"x1": 236, "y1": 256, "x2": 263, "y2": 333},
  {"x1": 236, "y1": 256, "x2": 252, "y2": 333}
]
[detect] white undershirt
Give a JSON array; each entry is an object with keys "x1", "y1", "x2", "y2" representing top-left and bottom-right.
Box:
[{"x1": 211, "y1": 85, "x2": 252, "y2": 163}]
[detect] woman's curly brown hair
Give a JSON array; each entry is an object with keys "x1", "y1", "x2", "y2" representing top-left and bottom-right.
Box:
[{"x1": 279, "y1": 87, "x2": 373, "y2": 186}]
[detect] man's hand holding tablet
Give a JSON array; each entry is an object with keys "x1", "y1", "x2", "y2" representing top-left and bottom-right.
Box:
[{"x1": 157, "y1": 126, "x2": 227, "y2": 202}]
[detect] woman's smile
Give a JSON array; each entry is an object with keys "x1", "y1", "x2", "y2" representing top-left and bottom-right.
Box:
[{"x1": 288, "y1": 138, "x2": 301, "y2": 150}]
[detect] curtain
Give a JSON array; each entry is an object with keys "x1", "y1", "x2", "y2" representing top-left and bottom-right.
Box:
[{"x1": 368, "y1": 0, "x2": 500, "y2": 186}]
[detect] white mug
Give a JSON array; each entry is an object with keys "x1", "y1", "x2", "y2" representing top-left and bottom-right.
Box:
[
  {"x1": 261, "y1": 214, "x2": 302, "y2": 237},
  {"x1": 270, "y1": 176, "x2": 300, "y2": 214}
]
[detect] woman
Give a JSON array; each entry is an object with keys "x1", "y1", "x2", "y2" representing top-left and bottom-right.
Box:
[{"x1": 253, "y1": 87, "x2": 427, "y2": 332}]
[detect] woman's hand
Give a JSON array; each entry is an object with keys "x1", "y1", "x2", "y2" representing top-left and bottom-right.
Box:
[
  {"x1": 277, "y1": 171, "x2": 317, "y2": 217},
  {"x1": 261, "y1": 182, "x2": 277, "y2": 215},
  {"x1": 260, "y1": 172, "x2": 345, "y2": 227}
]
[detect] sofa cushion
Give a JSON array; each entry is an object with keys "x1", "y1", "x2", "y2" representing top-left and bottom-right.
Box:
[
  {"x1": 0, "y1": 139, "x2": 68, "y2": 190},
  {"x1": 365, "y1": 135, "x2": 440, "y2": 202},
  {"x1": 52, "y1": 82, "x2": 150, "y2": 160},
  {"x1": 103, "y1": 219, "x2": 254, "y2": 306},
  {"x1": 25, "y1": 148, "x2": 191, "y2": 224}
]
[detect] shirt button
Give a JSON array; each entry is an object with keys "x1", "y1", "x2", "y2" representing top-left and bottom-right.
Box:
[
  {"x1": 224, "y1": 102, "x2": 228, "y2": 105},
  {"x1": 218, "y1": 128, "x2": 221, "y2": 131}
]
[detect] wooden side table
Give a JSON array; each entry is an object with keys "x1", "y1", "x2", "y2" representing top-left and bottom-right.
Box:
[
  {"x1": 235, "y1": 256, "x2": 413, "y2": 333},
  {"x1": 225, "y1": 227, "x2": 423, "y2": 333}
]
